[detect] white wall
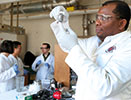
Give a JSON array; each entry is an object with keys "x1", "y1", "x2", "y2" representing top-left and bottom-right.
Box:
[
  {"x1": 3, "y1": 15, "x2": 84, "y2": 55},
  {"x1": 3, "y1": 13, "x2": 131, "y2": 56}
]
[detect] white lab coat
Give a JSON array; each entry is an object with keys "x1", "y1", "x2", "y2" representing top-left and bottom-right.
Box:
[
  {"x1": 0, "y1": 53, "x2": 16, "y2": 93},
  {"x1": 8, "y1": 54, "x2": 24, "y2": 76},
  {"x1": 65, "y1": 31, "x2": 131, "y2": 100},
  {"x1": 32, "y1": 53, "x2": 54, "y2": 84}
]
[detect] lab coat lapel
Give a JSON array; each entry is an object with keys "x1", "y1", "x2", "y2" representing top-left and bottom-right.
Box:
[
  {"x1": 94, "y1": 31, "x2": 130, "y2": 68},
  {"x1": 95, "y1": 44, "x2": 115, "y2": 68},
  {"x1": 40, "y1": 54, "x2": 45, "y2": 62},
  {"x1": 40, "y1": 53, "x2": 51, "y2": 64},
  {"x1": 45, "y1": 54, "x2": 51, "y2": 64},
  {"x1": 95, "y1": 31, "x2": 131, "y2": 55},
  {"x1": 87, "y1": 36, "x2": 101, "y2": 62},
  {"x1": 94, "y1": 37, "x2": 114, "y2": 68}
]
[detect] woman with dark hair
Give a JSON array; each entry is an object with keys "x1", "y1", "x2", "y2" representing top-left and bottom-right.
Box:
[{"x1": 0, "y1": 40, "x2": 20, "y2": 93}]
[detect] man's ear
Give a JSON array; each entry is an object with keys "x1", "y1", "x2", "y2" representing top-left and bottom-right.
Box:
[{"x1": 119, "y1": 19, "x2": 127, "y2": 31}]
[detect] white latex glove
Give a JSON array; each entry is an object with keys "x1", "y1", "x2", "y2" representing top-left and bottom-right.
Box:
[
  {"x1": 50, "y1": 6, "x2": 69, "y2": 23},
  {"x1": 50, "y1": 21, "x2": 78, "y2": 53}
]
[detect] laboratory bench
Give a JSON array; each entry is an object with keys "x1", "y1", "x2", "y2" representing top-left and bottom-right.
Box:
[{"x1": 0, "y1": 86, "x2": 75, "y2": 100}]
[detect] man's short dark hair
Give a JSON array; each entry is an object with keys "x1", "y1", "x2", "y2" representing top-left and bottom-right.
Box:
[
  {"x1": 42, "y1": 43, "x2": 50, "y2": 49},
  {"x1": 13, "y1": 41, "x2": 21, "y2": 48},
  {"x1": 0, "y1": 40, "x2": 13, "y2": 53},
  {"x1": 102, "y1": 0, "x2": 131, "y2": 30}
]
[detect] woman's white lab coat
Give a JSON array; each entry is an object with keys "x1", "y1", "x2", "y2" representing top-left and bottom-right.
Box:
[
  {"x1": 32, "y1": 53, "x2": 54, "y2": 83},
  {"x1": 65, "y1": 31, "x2": 131, "y2": 100},
  {"x1": 0, "y1": 53, "x2": 16, "y2": 93},
  {"x1": 8, "y1": 54, "x2": 24, "y2": 76}
]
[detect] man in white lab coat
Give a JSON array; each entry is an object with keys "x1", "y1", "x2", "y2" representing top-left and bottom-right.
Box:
[
  {"x1": 0, "y1": 40, "x2": 20, "y2": 93},
  {"x1": 50, "y1": 0, "x2": 131, "y2": 100},
  {"x1": 8, "y1": 41, "x2": 24, "y2": 76},
  {"x1": 32, "y1": 43, "x2": 54, "y2": 88}
]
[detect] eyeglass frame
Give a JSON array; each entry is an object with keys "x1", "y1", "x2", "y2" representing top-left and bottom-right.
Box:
[
  {"x1": 96, "y1": 14, "x2": 121, "y2": 22},
  {"x1": 40, "y1": 47, "x2": 48, "y2": 49}
]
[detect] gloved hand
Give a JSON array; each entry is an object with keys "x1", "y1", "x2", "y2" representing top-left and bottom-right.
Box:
[
  {"x1": 13, "y1": 64, "x2": 20, "y2": 75},
  {"x1": 44, "y1": 63, "x2": 50, "y2": 68},
  {"x1": 50, "y1": 6, "x2": 69, "y2": 23},
  {"x1": 36, "y1": 60, "x2": 42, "y2": 68},
  {"x1": 50, "y1": 21, "x2": 78, "y2": 53},
  {"x1": 50, "y1": 6, "x2": 78, "y2": 52}
]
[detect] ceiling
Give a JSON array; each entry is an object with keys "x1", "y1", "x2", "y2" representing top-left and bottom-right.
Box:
[
  {"x1": 0, "y1": 0, "x2": 45, "y2": 4},
  {"x1": 0, "y1": 0, "x2": 130, "y2": 20}
]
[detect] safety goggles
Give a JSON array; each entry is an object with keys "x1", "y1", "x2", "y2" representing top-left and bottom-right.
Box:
[
  {"x1": 40, "y1": 47, "x2": 48, "y2": 49},
  {"x1": 96, "y1": 14, "x2": 120, "y2": 22}
]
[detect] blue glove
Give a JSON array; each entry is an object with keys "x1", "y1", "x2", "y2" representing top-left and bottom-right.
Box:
[
  {"x1": 36, "y1": 60, "x2": 42, "y2": 68},
  {"x1": 44, "y1": 63, "x2": 50, "y2": 68},
  {"x1": 13, "y1": 64, "x2": 20, "y2": 75},
  {"x1": 36, "y1": 60, "x2": 42, "y2": 65}
]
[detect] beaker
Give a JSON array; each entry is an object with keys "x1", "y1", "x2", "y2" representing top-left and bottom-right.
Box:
[{"x1": 16, "y1": 76, "x2": 25, "y2": 92}]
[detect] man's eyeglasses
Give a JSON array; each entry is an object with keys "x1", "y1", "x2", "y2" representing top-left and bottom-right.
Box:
[
  {"x1": 40, "y1": 47, "x2": 47, "y2": 49},
  {"x1": 96, "y1": 14, "x2": 120, "y2": 22}
]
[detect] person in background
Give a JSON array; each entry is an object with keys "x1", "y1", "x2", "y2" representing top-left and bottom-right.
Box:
[
  {"x1": 32, "y1": 43, "x2": 54, "y2": 88},
  {"x1": 24, "y1": 51, "x2": 36, "y2": 68},
  {"x1": 50, "y1": 0, "x2": 131, "y2": 100},
  {"x1": 8, "y1": 41, "x2": 24, "y2": 76},
  {"x1": 23, "y1": 51, "x2": 37, "y2": 84},
  {"x1": 0, "y1": 40, "x2": 20, "y2": 93}
]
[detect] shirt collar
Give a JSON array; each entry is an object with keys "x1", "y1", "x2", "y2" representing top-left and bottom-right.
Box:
[{"x1": 98, "y1": 30, "x2": 131, "y2": 46}]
